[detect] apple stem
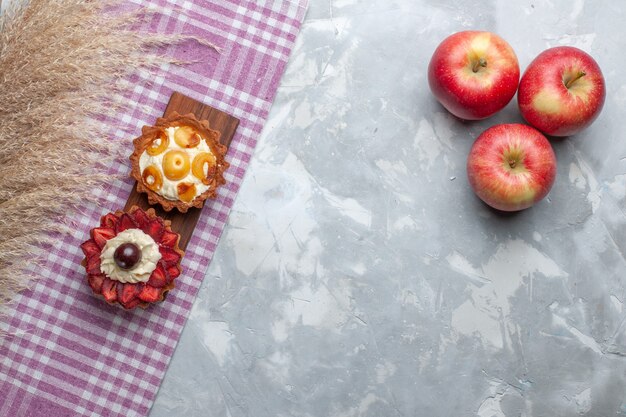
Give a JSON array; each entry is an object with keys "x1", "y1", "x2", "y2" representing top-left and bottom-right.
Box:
[
  {"x1": 472, "y1": 58, "x2": 487, "y2": 73},
  {"x1": 509, "y1": 159, "x2": 516, "y2": 169},
  {"x1": 565, "y1": 71, "x2": 586, "y2": 89}
]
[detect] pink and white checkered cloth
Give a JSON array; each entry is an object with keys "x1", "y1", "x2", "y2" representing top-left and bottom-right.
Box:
[{"x1": 0, "y1": 1, "x2": 307, "y2": 415}]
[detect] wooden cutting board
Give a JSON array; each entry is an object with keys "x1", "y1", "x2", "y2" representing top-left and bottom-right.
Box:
[{"x1": 124, "y1": 92, "x2": 239, "y2": 250}]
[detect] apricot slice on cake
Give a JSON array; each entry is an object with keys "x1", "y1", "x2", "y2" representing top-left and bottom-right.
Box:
[
  {"x1": 146, "y1": 130, "x2": 169, "y2": 156},
  {"x1": 162, "y1": 150, "x2": 190, "y2": 181},
  {"x1": 174, "y1": 126, "x2": 201, "y2": 148},
  {"x1": 192, "y1": 152, "x2": 217, "y2": 185},
  {"x1": 142, "y1": 165, "x2": 163, "y2": 192}
]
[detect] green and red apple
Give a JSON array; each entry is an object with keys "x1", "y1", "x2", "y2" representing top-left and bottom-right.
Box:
[
  {"x1": 466, "y1": 124, "x2": 557, "y2": 211},
  {"x1": 518, "y1": 46, "x2": 606, "y2": 136},
  {"x1": 428, "y1": 31, "x2": 520, "y2": 120}
]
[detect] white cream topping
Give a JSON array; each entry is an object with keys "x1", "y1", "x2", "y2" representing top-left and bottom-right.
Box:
[
  {"x1": 100, "y1": 229, "x2": 162, "y2": 284},
  {"x1": 139, "y1": 126, "x2": 214, "y2": 201}
]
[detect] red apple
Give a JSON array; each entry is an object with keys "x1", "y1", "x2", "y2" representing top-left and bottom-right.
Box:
[
  {"x1": 428, "y1": 31, "x2": 520, "y2": 120},
  {"x1": 467, "y1": 124, "x2": 556, "y2": 211},
  {"x1": 517, "y1": 46, "x2": 606, "y2": 137}
]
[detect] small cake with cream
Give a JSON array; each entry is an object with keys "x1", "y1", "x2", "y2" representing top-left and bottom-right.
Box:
[
  {"x1": 130, "y1": 112, "x2": 228, "y2": 212},
  {"x1": 80, "y1": 206, "x2": 184, "y2": 309}
]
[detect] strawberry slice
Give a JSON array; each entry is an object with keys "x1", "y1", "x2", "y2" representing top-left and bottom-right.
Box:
[
  {"x1": 138, "y1": 285, "x2": 161, "y2": 303},
  {"x1": 91, "y1": 227, "x2": 115, "y2": 249},
  {"x1": 80, "y1": 240, "x2": 101, "y2": 259},
  {"x1": 166, "y1": 265, "x2": 181, "y2": 279},
  {"x1": 160, "y1": 230, "x2": 179, "y2": 248},
  {"x1": 147, "y1": 264, "x2": 168, "y2": 287},
  {"x1": 100, "y1": 213, "x2": 120, "y2": 229},
  {"x1": 122, "y1": 297, "x2": 142, "y2": 309},
  {"x1": 143, "y1": 218, "x2": 164, "y2": 242},
  {"x1": 87, "y1": 273, "x2": 106, "y2": 293},
  {"x1": 159, "y1": 247, "x2": 181, "y2": 266},
  {"x1": 132, "y1": 208, "x2": 150, "y2": 228},
  {"x1": 101, "y1": 278, "x2": 117, "y2": 302},
  {"x1": 118, "y1": 283, "x2": 142, "y2": 307},
  {"x1": 115, "y1": 213, "x2": 137, "y2": 234},
  {"x1": 86, "y1": 255, "x2": 101, "y2": 275}
]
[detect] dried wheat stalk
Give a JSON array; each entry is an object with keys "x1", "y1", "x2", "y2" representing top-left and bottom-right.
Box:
[{"x1": 0, "y1": 0, "x2": 216, "y2": 321}]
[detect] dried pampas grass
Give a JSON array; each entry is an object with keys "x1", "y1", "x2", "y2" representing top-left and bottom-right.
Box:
[{"x1": 0, "y1": 0, "x2": 216, "y2": 318}]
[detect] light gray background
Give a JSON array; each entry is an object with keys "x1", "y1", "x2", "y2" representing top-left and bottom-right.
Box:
[{"x1": 151, "y1": 1, "x2": 626, "y2": 416}]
